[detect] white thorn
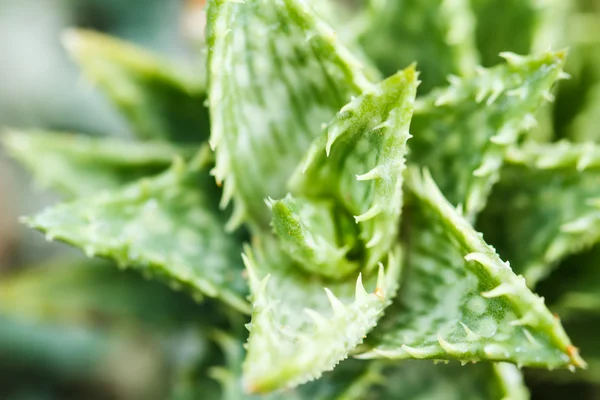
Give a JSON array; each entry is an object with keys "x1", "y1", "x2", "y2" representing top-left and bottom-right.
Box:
[
  {"x1": 366, "y1": 231, "x2": 383, "y2": 248},
  {"x1": 401, "y1": 344, "x2": 430, "y2": 359},
  {"x1": 499, "y1": 52, "x2": 526, "y2": 66},
  {"x1": 355, "y1": 273, "x2": 369, "y2": 301},
  {"x1": 304, "y1": 308, "x2": 328, "y2": 327},
  {"x1": 354, "y1": 205, "x2": 383, "y2": 223},
  {"x1": 437, "y1": 333, "x2": 466, "y2": 355},
  {"x1": 324, "y1": 288, "x2": 346, "y2": 315},
  {"x1": 460, "y1": 322, "x2": 481, "y2": 341},
  {"x1": 481, "y1": 283, "x2": 515, "y2": 298},
  {"x1": 356, "y1": 166, "x2": 384, "y2": 181}
]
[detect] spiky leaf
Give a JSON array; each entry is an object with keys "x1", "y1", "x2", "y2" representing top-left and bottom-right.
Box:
[
  {"x1": 479, "y1": 141, "x2": 600, "y2": 285},
  {"x1": 2, "y1": 129, "x2": 193, "y2": 197},
  {"x1": 410, "y1": 50, "x2": 566, "y2": 220},
  {"x1": 290, "y1": 67, "x2": 417, "y2": 269},
  {"x1": 206, "y1": 0, "x2": 372, "y2": 230},
  {"x1": 63, "y1": 29, "x2": 209, "y2": 143},
  {"x1": 24, "y1": 150, "x2": 249, "y2": 313},
  {"x1": 242, "y1": 236, "x2": 401, "y2": 393},
  {"x1": 357, "y1": 168, "x2": 583, "y2": 369}
]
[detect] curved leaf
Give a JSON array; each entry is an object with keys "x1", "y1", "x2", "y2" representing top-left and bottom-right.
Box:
[
  {"x1": 290, "y1": 67, "x2": 417, "y2": 269},
  {"x1": 206, "y1": 0, "x2": 372, "y2": 230},
  {"x1": 63, "y1": 29, "x2": 209, "y2": 143},
  {"x1": 410, "y1": 50, "x2": 566, "y2": 220},
  {"x1": 242, "y1": 236, "x2": 401, "y2": 393},
  {"x1": 479, "y1": 141, "x2": 600, "y2": 285},
  {"x1": 24, "y1": 150, "x2": 249, "y2": 313},
  {"x1": 2, "y1": 129, "x2": 193, "y2": 197},
  {"x1": 357, "y1": 168, "x2": 584, "y2": 370}
]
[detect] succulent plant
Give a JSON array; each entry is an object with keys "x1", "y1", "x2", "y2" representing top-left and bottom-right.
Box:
[{"x1": 3, "y1": 0, "x2": 600, "y2": 398}]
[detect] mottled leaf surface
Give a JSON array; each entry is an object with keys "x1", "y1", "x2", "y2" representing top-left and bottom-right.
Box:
[
  {"x1": 63, "y1": 29, "x2": 209, "y2": 143},
  {"x1": 410, "y1": 51, "x2": 566, "y2": 220},
  {"x1": 242, "y1": 235, "x2": 401, "y2": 393},
  {"x1": 359, "y1": 0, "x2": 478, "y2": 92},
  {"x1": 25, "y1": 151, "x2": 249, "y2": 313},
  {"x1": 479, "y1": 141, "x2": 600, "y2": 285},
  {"x1": 357, "y1": 169, "x2": 583, "y2": 369},
  {"x1": 212, "y1": 332, "x2": 378, "y2": 400},
  {"x1": 2, "y1": 129, "x2": 193, "y2": 197},
  {"x1": 290, "y1": 68, "x2": 416, "y2": 269},
  {"x1": 206, "y1": 0, "x2": 372, "y2": 229}
]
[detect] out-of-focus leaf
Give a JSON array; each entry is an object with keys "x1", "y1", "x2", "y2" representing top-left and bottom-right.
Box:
[
  {"x1": 359, "y1": 0, "x2": 478, "y2": 92},
  {"x1": 410, "y1": 51, "x2": 566, "y2": 220},
  {"x1": 0, "y1": 259, "x2": 204, "y2": 330},
  {"x1": 479, "y1": 141, "x2": 600, "y2": 285},
  {"x1": 63, "y1": 29, "x2": 209, "y2": 143},
  {"x1": 369, "y1": 361, "x2": 529, "y2": 400},
  {"x1": 25, "y1": 150, "x2": 249, "y2": 313},
  {"x1": 241, "y1": 235, "x2": 401, "y2": 393},
  {"x1": 569, "y1": 82, "x2": 600, "y2": 142},
  {"x1": 472, "y1": 0, "x2": 570, "y2": 67},
  {"x1": 2, "y1": 129, "x2": 194, "y2": 197},
  {"x1": 357, "y1": 168, "x2": 583, "y2": 370},
  {"x1": 289, "y1": 67, "x2": 416, "y2": 271},
  {"x1": 206, "y1": 0, "x2": 372, "y2": 230}
]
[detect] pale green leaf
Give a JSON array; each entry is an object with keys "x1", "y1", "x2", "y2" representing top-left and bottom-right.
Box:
[
  {"x1": 410, "y1": 50, "x2": 566, "y2": 220},
  {"x1": 63, "y1": 29, "x2": 209, "y2": 143},
  {"x1": 206, "y1": 0, "x2": 372, "y2": 230},
  {"x1": 211, "y1": 331, "x2": 379, "y2": 400},
  {"x1": 359, "y1": 0, "x2": 479, "y2": 92},
  {"x1": 24, "y1": 150, "x2": 249, "y2": 313},
  {"x1": 290, "y1": 67, "x2": 416, "y2": 269},
  {"x1": 2, "y1": 129, "x2": 193, "y2": 197},
  {"x1": 241, "y1": 235, "x2": 401, "y2": 393},
  {"x1": 269, "y1": 195, "x2": 359, "y2": 280},
  {"x1": 569, "y1": 82, "x2": 600, "y2": 142},
  {"x1": 357, "y1": 168, "x2": 583, "y2": 369},
  {"x1": 479, "y1": 141, "x2": 600, "y2": 285}
]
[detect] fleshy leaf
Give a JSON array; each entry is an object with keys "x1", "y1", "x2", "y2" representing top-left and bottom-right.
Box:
[
  {"x1": 24, "y1": 149, "x2": 249, "y2": 313},
  {"x1": 211, "y1": 331, "x2": 380, "y2": 400},
  {"x1": 269, "y1": 195, "x2": 359, "y2": 280},
  {"x1": 359, "y1": 0, "x2": 479, "y2": 92},
  {"x1": 479, "y1": 141, "x2": 600, "y2": 285},
  {"x1": 290, "y1": 67, "x2": 417, "y2": 269},
  {"x1": 2, "y1": 129, "x2": 193, "y2": 197},
  {"x1": 63, "y1": 29, "x2": 209, "y2": 143},
  {"x1": 410, "y1": 50, "x2": 566, "y2": 220},
  {"x1": 370, "y1": 361, "x2": 529, "y2": 400},
  {"x1": 357, "y1": 168, "x2": 583, "y2": 369},
  {"x1": 206, "y1": 0, "x2": 372, "y2": 230},
  {"x1": 242, "y1": 235, "x2": 401, "y2": 393}
]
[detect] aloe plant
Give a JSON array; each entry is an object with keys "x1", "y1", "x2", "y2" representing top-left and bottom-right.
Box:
[{"x1": 3, "y1": 0, "x2": 600, "y2": 398}]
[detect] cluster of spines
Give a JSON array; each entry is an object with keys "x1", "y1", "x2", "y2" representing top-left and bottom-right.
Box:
[{"x1": 241, "y1": 245, "x2": 400, "y2": 393}]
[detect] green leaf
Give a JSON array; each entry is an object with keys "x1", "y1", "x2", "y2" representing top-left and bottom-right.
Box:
[
  {"x1": 472, "y1": 0, "x2": 570, "y2": 67},
  {"x1": 269, "y1": 195, "x2": 359, "y2": 280},
  {"x1": 63, "y1": 29, "x2": 209, "y2": 143},
  {"x1": 410, "y1": 50, "x2": 566, "y2": 220},
  {"x1": 24, "y1": 150, "x2": 249, "y2": 314},
  {"x1": 290, "y1": 67, "x2": 417, "y2": 269},
  {"x1": 569, "y1": 82, "x2": 600, "y2": 142},
  {"x1": 357, "y1": 168, "x2": 583, "y2": 370},
  {"x1": 0, "y1": 259, "x2": 206, "y2": 330},
  {"x1": 2, "y1": 129, "x2": 193, "y2": 197},
  {"x1": 241, "y1": 235, "x2": 401, "y2": 393},
  {"x1": 370, "y1": 361, "x2": 529, "y2": 400},
  {"x1": 206, "y1": 0, "x2": 372, "y2": 230},
  {"x1": 479, "y1": 141, "x2": 600, "y2": 285},
  {"x1": 211, "y1": 331, "x2": 380, "y2": 400},
  {"x1": 359, "y1": 0, "x2": 479, "y2": 92}
]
